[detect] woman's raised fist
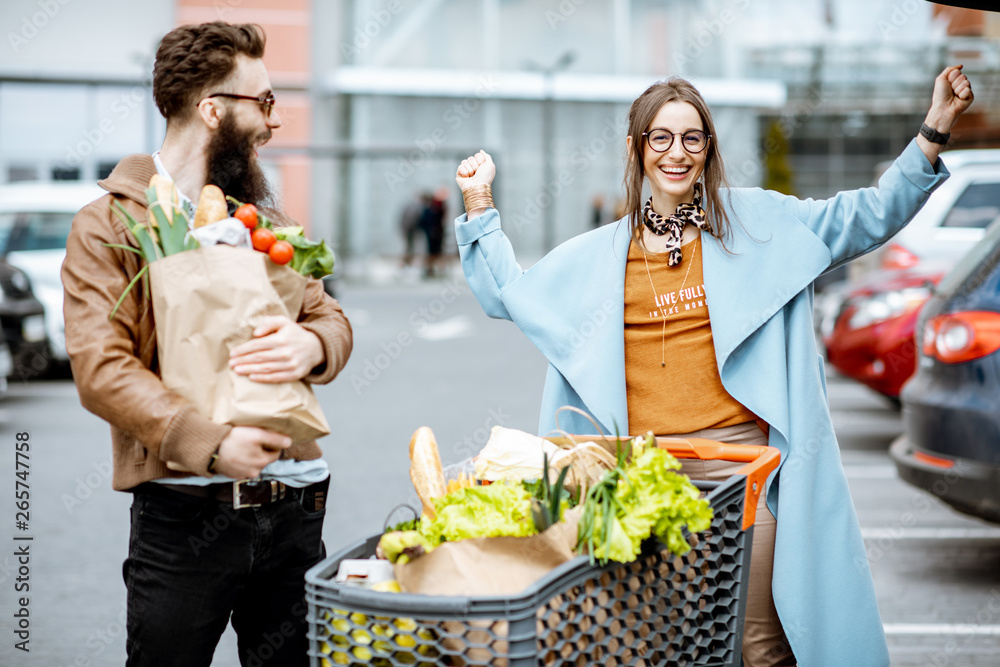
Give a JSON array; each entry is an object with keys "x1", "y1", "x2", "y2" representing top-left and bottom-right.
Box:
[
  {"x1": 927, "y1": 65, "x2": 974, "y2": 133},
  {"x1": 455, "y1": 150, "x2": 496, "y2": 192}
]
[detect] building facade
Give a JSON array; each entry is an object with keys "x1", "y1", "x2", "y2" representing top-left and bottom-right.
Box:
[{"x1": 1, "y1": 0, "x2": 996, "y2": 267}]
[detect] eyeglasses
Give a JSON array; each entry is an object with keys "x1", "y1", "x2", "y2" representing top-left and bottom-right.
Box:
[
  {"x1": 642, "y1": 129, "x2": 710, "y2": 154},
  {"x1": 204, "y1": 92, "x2": 275, "y2": 118}
]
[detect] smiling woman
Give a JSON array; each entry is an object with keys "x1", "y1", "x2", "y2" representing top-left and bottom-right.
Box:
[
  {"x1": 621, "y1": 80, "x2": 734, "y2": 260},
  {"x1": 453, "y1": 66, "x2": 974, "y2": 667}
]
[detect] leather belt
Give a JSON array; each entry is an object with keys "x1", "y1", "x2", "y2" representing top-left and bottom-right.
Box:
[{"x1": 156, "y1": 477, "x2": 328, "y2": 511}]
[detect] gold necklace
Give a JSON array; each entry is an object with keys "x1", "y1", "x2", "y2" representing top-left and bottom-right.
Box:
[{"x1": 642, "y1": 233, "x2": 698, "y2": 368}]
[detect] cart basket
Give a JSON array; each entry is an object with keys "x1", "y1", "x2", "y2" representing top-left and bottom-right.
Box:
[{"x1": 307, "y1": 438, "x2": 780, "y2": 667}]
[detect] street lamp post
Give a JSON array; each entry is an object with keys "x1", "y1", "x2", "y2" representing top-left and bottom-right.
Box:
[{"x1": 527, "y1": 51, "x2": 575, "y2": 254}]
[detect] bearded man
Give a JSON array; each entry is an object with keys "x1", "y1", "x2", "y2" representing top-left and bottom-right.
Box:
[{"x1": 61, "y1": 22, "x2": 352, "y2": 667}]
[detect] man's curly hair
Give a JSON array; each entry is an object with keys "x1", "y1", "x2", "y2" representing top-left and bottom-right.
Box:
[{"x1": 152, "y1": 22, "x2": 266, "y2": 123}]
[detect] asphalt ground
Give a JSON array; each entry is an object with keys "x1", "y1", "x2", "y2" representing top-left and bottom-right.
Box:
[{"x1": 0, "y1": 278, "x2": 998, "y2": 666}]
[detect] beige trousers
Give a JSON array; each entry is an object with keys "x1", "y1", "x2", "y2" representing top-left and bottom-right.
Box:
[{"x1": 667, "y1": 423, "x2": 797, "y2": 667}]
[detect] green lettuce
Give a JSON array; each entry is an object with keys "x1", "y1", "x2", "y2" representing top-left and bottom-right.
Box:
[
  {"x1": 283, "y1": 233, "x2": 335, "y2": 279},
  {"x1": 273, "y1": 226, "x2": 303, "y2": 239},
  {"x1": 226, "y1": 197, "x2": 335, "y2": 279},
  {"x1": 420, "y1": 483, "x2": 536, "y2": 546},
  {"x1": 583, "y1": 444, "x2": 713, "y2": 564}
]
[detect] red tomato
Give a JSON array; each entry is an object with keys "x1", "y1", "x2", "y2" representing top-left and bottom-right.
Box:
[
  {"x1": 234, "y1": 203, "x2": 258, "y2": 230},
  {"x1": 251, "y1": 228, "x2": 276, "y2": 253},
  {"x1": 268, "y1": 240, "x2": 294, "y2": 265}
]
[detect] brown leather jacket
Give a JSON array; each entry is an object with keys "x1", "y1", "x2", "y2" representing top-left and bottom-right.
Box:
[{"x1": 62, "y1": 154, "x2": 353, "y2": 490}]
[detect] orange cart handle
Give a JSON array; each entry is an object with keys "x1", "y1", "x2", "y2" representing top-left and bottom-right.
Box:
[
  {"x1": 655, "y1": 437, "x2": 781, "y2": 530},
  {"x1": 545, "y1": 434, "x2": 781, "y2": 531}
]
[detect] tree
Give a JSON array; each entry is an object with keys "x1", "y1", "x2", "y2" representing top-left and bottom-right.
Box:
[{"x1": 763, "y1": 121, "x2": 795, "y2": 196}]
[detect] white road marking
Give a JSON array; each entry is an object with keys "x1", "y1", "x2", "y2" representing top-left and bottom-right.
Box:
[
  {"x1": 884, "y1": 624, "x2": 1000, "y2": 636},
  {"x1": 414, "y1": 316, "x2": 474, "y2": 341},
  {"x1": 862, "y1": 527, "x2": 1000, "y2": 540}
]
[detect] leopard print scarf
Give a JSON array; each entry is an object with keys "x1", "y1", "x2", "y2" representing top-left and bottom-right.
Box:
[{"x1": 641, "y1": 182, "x2": 710, "y2": 267}]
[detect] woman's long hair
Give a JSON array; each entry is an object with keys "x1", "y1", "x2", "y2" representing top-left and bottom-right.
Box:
[{"x1": 623, "y1": 78, "x2": 734, "y2": 251}]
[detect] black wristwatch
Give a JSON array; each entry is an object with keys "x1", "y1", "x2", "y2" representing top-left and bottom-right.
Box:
[
  {"x1": 919, "y1": 122, "x2": 950, "y2": 145},
  {"x1": 207, "y1": 446, "x2": 220, "y2": 474}
]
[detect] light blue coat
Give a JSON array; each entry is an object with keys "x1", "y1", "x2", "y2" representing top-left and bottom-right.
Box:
[{"x1": 455, "y1": 139, "x2": 948, "y2": 666}]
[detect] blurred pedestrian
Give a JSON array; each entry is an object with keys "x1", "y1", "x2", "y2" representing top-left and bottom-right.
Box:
[
  {"x1": 453, "y1": 65, "x2": 973, "y2": 666},
  {"x1": 591, "y1": 194, "x2": 606, "y2": 228},
  {"x1": 420, "y1": 186, "x2": 448, "y2": 277},
  {"x1": 62, "y1": 22, "x2": 353, "y2": 667},
  {"x1": 400, "y1": 191, "x2": 428, "y2": 267}
]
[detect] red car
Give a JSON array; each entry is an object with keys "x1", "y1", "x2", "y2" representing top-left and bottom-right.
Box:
[{"x1": 824, "y1": 262, "x2": 950, "y2": 401}]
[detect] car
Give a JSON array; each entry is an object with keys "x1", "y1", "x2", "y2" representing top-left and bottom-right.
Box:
[
  {"x1": 858, "y1": 157, "x2": 1000, "y2": 276},
  {"x1": 819, "y1": 155, "x2": 1000, "y2": 392},
  {"x1": 933, "y1": 147, "x2": 1000, "y2": 170},
  {"x1": 891, "y1": 214, "x2": 1000, "y2": 524},
  {"x1": 817, "y1": 153, "x2": 1000, "y2": 340},
  {"x1": 0, "y1": 257, "x2": 47, "y2": 381},
  {"x1": 0, "y1": 181, "x2": 105, "y2": 370},
  {"x1": 824, "y1": 261, "x2": 948, "y2": 401},
  {"x1": 0, "y1": 323, "x2": 13, "y2": 394}
]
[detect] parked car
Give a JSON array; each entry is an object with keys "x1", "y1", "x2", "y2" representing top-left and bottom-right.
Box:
[
  {"x1": 817, "y1": 152, "x2": 1000, "y2": 341},
  {"x1": 891, "y1": 215, "x2": 1000, "y2": 524},
  {"x1": 824, "y1": 261, "x2": 950, "y2": 401},
  {"x1": 0, "y1": 257, "x2": 47, "y2": 381},
  {"x1": 0, "y1": 181, "x2": 105, "y2": 370},
  {"x1": 820, "y1": 154, "x2": 1000, "y2": 392},
  {"x1": 856, "y1": 156, "x2": 1000, "y2": 277},
  {"x1": 0, "y1": 322, "x2": 13, "y2": 394}
]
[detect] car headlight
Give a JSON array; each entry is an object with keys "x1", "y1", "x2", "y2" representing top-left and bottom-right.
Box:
[
  {"x1": 0, "y1": 267, "x2": 33, "y2": 300},
  {"x1": 10, "y1": 270, "x2": 29, "y2": 293},
  {"x1": 846, "y1": 286, "x2": 932, "y2": 330},
  {"x1": 22, "y1": 315, "x2": 46, "y2": 343}
]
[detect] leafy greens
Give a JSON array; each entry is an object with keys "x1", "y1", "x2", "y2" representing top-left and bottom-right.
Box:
[{"x1": 578, "y1": 437, "x2": 713, "y2": 565}]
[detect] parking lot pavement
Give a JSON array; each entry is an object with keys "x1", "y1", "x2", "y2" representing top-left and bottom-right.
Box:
[
  {"x1": 3, "y1": 284, "x2": 1000, "y2": 666},
  {"x1": 828, "y1": 367, "x2": 1000, "y2": 666}
]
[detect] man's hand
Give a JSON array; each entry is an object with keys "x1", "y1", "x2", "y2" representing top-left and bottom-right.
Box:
[
  {"x1": 229, "y1": 315, "x2": 325, "y2": 383},
  {"x1": 213, "y1": 426, "x2": 292, "y2": 479}
]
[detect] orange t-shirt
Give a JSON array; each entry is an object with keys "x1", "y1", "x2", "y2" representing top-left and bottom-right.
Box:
[{"x1": 624, "y1": 235, "x2": 760, "y2": 436}]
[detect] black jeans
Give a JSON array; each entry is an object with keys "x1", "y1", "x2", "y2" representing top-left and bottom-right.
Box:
[{"x1": 124, "y1": 481, "x2": 327, "y2": 667}]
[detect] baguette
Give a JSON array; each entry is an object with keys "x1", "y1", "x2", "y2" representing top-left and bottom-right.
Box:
[
  {"x1": 193, "y1": 184, "x2": 228, "y2": 228},
  {"x1": 409, "y1": 426, "x2": 447, "y2": 518},
  {"x1": 147, "y1": 174, "x2": 179, "y2": 225}
]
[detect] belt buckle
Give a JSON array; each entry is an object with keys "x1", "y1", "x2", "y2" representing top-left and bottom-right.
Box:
[
  {"x1": 232, "y1": 479, "x2": 286, "y2": 509},
  {"x1": 233, "y1": 479, "x2": 262, "y2": 510}
]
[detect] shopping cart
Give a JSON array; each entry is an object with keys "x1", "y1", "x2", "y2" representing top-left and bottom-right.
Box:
[{"x1": 306, "y1": 437, "x2": 780, "y2": 667}]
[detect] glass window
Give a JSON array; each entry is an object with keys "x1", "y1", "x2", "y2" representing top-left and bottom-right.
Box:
[
  {"x1": 937, "y1": 218, "x2": 1000, "y2": 300},
  {"x1": 97, "y1": 161, "x2": 118, "y2": 180},
  {"x1": 7, "y1": 165, "x2": 37, "y2": 182},
  {"x1": 52, "y1": 166, "x2": 80, "y2": 181},
  {"x1": 0, "y1": 212, "x2": 76, "y2": 253},
  {"x1": 942, "y1": 182, "x2": 1000, "y2": 229}
]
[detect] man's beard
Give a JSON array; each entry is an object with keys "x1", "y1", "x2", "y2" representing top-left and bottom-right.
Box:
[{"x1": 205, "y1": 115, "x2": 273, "y2": 206}]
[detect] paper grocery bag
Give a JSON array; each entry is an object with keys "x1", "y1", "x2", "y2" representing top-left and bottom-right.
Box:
[
  {"x1": 395, "y1": 508, "x2": 582, "y2": 597},
  {"x1": 149, "y1": 245, "x2": 330, "y2": 446}
]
